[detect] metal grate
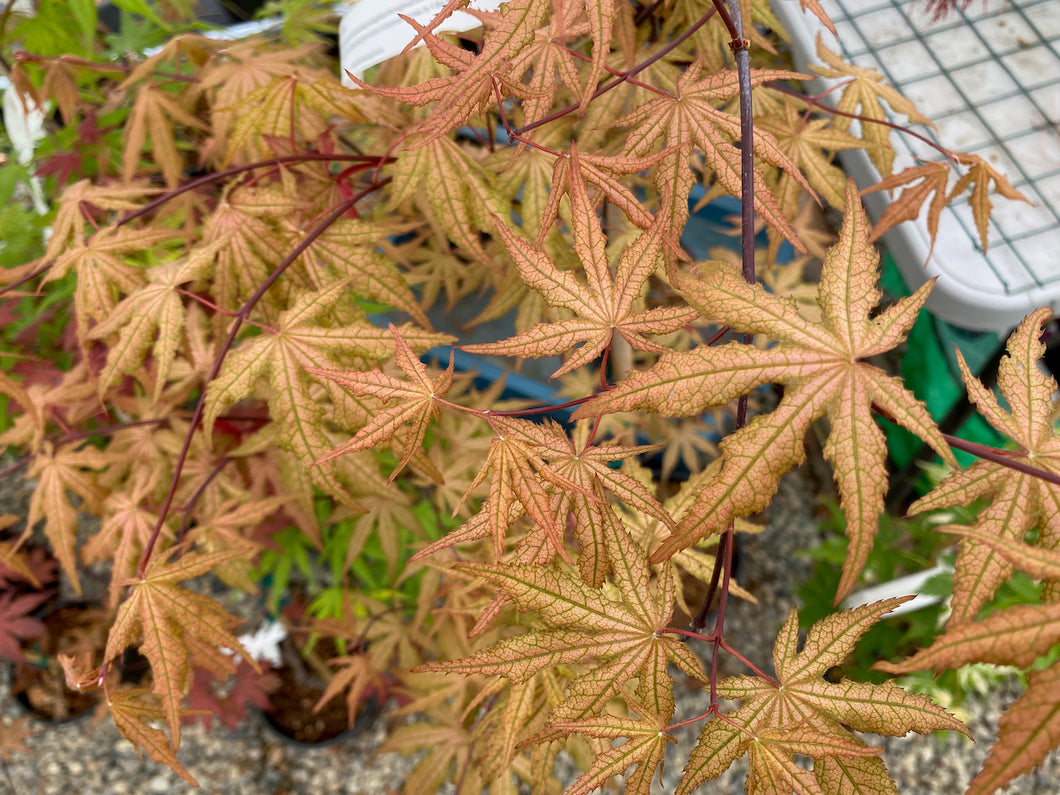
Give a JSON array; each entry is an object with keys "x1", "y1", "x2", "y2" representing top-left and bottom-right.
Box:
[{"x1": 772, "y1": 0, "x2": 1060, "y2": 331}]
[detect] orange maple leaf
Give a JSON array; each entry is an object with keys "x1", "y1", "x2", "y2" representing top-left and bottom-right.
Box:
[
  {"x1": 104, "y1": 547, "x2": 254, "y2": 750},
  {"x1": 948, "y1": 153, "x2": 1031, "y2": 253},
  {"x1": 349, "y1": 0, "x2": 549, "y2": 142},
  {"x1": 463, "y1": 170, "x2": 698, "y2": 378},
  {"x1": 307, "y1": 324, "x2": 456, "y2": 479},
  {"x1": 681, "y1": 599, "x2": 966, "y2": 793},
  {"x1": 906, "y1": 308, "x2": 1060, "y2": 624},
  {"x1": 576, "y1": 180, "x2": 956, "y2": 601}
]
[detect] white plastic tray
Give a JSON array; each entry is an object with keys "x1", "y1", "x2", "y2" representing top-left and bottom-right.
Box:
[{"x1": 771, "y1": 0, "x2": 1060, "y2": 332}]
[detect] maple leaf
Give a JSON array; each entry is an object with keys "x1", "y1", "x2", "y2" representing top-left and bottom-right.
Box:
[
  {"x1": 104, "y1": 547, "x2": 254, "y2": 750},
  {"x1": 306, "y1": 324, "x2": 455, "y2": 479},
  {"x1": 758, "y1": 104, "x2": 862, "y2": 211},
  {"x1": 464, "y1": 173, "x2": 697, "y2": 378},
  {"x1": 618, "y1": 62, "x2": 813, "y2": 252},
  {"x1": 420, "y1": 522, "x2": 702, "y2": 730},
  {"x1": 350, "y1": 0, "x2": 549, "y2": 142},
  {"x1": 83, "y1": 490, "x2": 162, "y2": 609},
  {"x1": 0, "y1": 715, "x2": 35, "y2": 763},
  {"x1": 121, "y1": 85, "x2": 208, "y2": 188},
  {"x1": 43, "y1": 180, "x2": 161, "y2": 260},
  {"x1": 947, "y1": 153, "x2": 1031, "y2": 253},
  {"x1": 27, "y1": 443, "x2": 116, "y2": 595},
  {"x1": 679, "y1": 599, "x2": 966, "y2": 793},
  {"x1": 187, "y1": 658, "x2": 279, "y2": 731},
  {"x1": 862, "y1": 160, "x2": 953, "y2": 252},
  {"x1": 220, "y1": 73, "x2": 368, "y2": 165},
  {"x1": 536, "y1": 143, "x2": 665, "y2": 243},
  {"x1": 184, "y1": 495, "x2": 290, "y2": 592},
  {"x1": 575, "y1": 180, "x2": 956, "y2": 601},
  {"x1": 488, "y1": 417, "x2": 675, "y2": 586},
  {"x1": 108, "y1": 688, "x2": 198, "y2": 786},
  {"x1": 204, "y1": 285, "x2": 452, "y2": 497},
  {"x1": 299, "y1": 218, "x2": 429, "y2": 327},
  {"x1": 89, "y1": 241, "x2": 220, "y2": 402},
  {"x1": 45, "y1": 225, "x2": 180, "y2": 351},
  {"x1": 388, "y1": 134, "x2": 510, "y2": 266},
  {"x1": 875, "y1": 555, "x2": 1060, "y2": 795},
  {"x1": 0, "y1": 590, "x2": 50, "y2": 665},
  {"x1": 906, "y1": 308, "x2": 1060, "y2": 624},
  {"x1": 548, "y1": 706, "x2": 675, "y2": 795},
  {"x1": 201, "y1": 186, "x2": 295, "y2": 312},
  {"x1": 812, "y1": 39, "x2": 933, "y2": 176}
]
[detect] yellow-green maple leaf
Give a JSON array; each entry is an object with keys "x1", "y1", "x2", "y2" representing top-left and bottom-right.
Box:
[
  {"x1": 104, "y1": 548, "x2": 253, "y2": 751},
  {"x1": 89, "y1": 241, "x2": 220, "y2": 402},
  {"x1": 205, "y1": 285, "x2": 451, "y2": 498},
  {"x1": 680, "y1": 599, "x2": 966, "y2": 794},
  {"x1": 812, "y1": 38, "x2": 933, "y2": 176},
  {"x1": 907, "y1": 308, "x2": 1060, "y2": 623},
  {"x1": 421, "y1": 522, "x2": 702, "y2": 730},
  {"x1": 575, "y1": 180, "x2": 956, "y2": 601}
]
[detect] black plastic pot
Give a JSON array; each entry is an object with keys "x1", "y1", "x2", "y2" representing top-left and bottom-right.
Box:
[{"x1": 259, "y1": 638, "x2": 382, "y2": 747}]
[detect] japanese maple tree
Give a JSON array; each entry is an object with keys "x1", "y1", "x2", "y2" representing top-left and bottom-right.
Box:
[{"x1": 1, "y1": 0, "x2": 1057, "y2": 793}]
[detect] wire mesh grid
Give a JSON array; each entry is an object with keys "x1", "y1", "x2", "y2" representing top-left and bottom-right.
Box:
[{"x1": 772, "y1": 0, "x2": 1060, "y2": 331}]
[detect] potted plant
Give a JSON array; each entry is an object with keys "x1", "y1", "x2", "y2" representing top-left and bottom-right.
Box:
[{"x1": 1, "y1": 1, "x2": 1056, "y2": 792}]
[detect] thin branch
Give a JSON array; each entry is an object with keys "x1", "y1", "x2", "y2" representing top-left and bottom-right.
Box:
[
  {"x1": 136, "y1": 184, "x2": 382, "y2": 576},
  {"x1": 118, "y1": 153, "x2": 391, "y2": 227},
  {"x1": 772, "y1": 84, "x2": 958, "y2": 162},
  {"x1": 942, "y1": 432, "x2": 1060, "y2": 488}
]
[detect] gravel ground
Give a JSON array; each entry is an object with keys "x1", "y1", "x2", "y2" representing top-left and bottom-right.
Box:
[{"x1": 4, "y1": 458, "x2": 1060, "y2": 794}]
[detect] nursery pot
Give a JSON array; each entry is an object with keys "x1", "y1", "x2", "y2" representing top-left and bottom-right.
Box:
[
  {"x1": 11, "y1": 599, "x2": 109, "y2": 722},
  {"x1": 260, "y1": 637, "x2": 381, "y2": 747}
]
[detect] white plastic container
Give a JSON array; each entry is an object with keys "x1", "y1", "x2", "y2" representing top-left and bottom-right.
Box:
[{"x1": 771, "y1": 0, "x2": 1060, "y2": 332}]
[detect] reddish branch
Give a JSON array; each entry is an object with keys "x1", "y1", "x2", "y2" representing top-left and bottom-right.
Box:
[{"x1": 136, "y1": 182, "x2": 389, "y2": 576}]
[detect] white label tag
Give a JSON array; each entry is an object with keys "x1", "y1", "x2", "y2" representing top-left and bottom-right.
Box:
[{"x1": 339, "y1": 0, "x2": 504, "y2": 85}]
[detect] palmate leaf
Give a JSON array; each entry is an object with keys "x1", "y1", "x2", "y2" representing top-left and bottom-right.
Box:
[
  {"x1": 876, "y1": 594, "x2": 1060, "y2": 795},
  {"x1": 389, "y1": 134, "x2": 510, "y2": 266},
  {"x1": 27, "y1": 443, "x2": 116, "y2": 596},
  {"x1": 812, "y1": 39, "x2": 933, "y2": 176},
  {"x1": 349, "y1": 0, "x2": 549, "y2": 143},
  {"x1": 548, "y1": 709, "x2": 675, "y2": 795},
  {"x1": 948, "y1": 154, "x2": 1031, "y2": 254},
  {"x1": 121, "y1": 85, "x2": 207, "y2": 188},
  {"x1": 104, "y1": 548, "x2": 253, "y2": 752},
  {"x1": 576, "y1": 180, "x2": 955, "y2": 600},
  {"x1": 307, "y1": 324, "x2": 456, "y2": 479},
  {"x1": 679, "y1": 599, "x2": 966, "y2": 794},
  {"x1": 464, "y1": 169, "x2": 697, "y2": 378},
  {"x1": 108, "y1": 689, "x2": 198, "y2": 787},
  {"x1": 88, "y1": 240, "x2": 220, "y2": 402},
  {"x1": 205, "y1": 285, "x2": 452, "y2": 497},
  {"x1": 421, "y1": 521, "x2": 702, "y2": 738},
  {"x1": 907, "y1": 308, "x2": 1060, "y2": 623},
  {"x1": 618, "y1": 63, "x2": 813, "y2": 252}
]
